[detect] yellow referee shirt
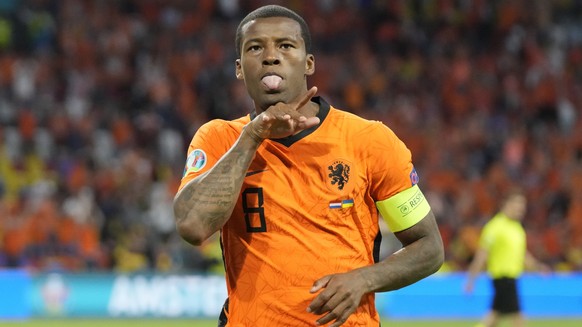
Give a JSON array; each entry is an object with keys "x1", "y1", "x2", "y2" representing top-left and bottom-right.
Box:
[{"x1": 479, "y1": 213, "x2": 526, "y2": 279}]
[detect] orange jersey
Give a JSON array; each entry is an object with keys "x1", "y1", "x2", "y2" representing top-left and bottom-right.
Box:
[{"x1": 179, "y1": 97, "x2": 418, "y2": 326}]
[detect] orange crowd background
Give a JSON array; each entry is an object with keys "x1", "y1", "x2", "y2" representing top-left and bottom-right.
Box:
[{"x1": 0, "y1": 0, "x2": 581, "y2": 273}]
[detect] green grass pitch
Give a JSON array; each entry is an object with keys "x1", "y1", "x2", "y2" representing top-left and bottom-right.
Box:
[{"x1": 1, "y1": 319, "x2": 581, "y2": 327}]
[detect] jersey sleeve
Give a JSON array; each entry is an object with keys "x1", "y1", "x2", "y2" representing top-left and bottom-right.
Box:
[
  {"x1": 367, "y1": 122, "x2": 430, "y2": 232},
  {"x1": 367, "y1": 122, "x2": 416, "y2": 201},
  {"x1": 177, "y1": 120, "x2": 233, "y2": 192}
]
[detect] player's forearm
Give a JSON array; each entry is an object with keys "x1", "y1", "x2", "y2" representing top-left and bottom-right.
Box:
[
  {"x1": 174, "y1": 127, "x2": 262, "y2": 245},
  {"x1": 359, "y1": 214, "x2": 444, "y2": 293},
  {"x1": 366, "y1": 237, "x2": 442, "y2": 293}
]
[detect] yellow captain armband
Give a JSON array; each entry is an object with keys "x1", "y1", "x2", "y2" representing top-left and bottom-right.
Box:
[{"x1": 376, "y1": 184, "x2": 431, "y2": 233}]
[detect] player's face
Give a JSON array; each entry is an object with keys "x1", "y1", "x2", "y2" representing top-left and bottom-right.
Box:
[{"x1": 235, "y1": 17, "x2": 315, "y2": 111}]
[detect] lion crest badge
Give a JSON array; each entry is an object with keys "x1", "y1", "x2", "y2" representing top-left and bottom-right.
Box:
[{"x1": 328, "y1": 160, "x2": 351, "y2": 191}]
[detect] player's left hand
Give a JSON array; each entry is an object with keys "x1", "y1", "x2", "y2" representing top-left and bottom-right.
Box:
[{"x1": 307, "y1": 271, "x2": 368, "y2": 326}]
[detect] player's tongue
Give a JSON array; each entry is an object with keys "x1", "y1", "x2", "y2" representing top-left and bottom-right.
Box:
[{"x1": 262, "y1": 75, "x2": 282, "y2": 90}]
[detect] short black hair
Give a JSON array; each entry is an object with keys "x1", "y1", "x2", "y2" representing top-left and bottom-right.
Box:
[{"x1": 235, "y1": 5, "x2": 312, "y2": 57}]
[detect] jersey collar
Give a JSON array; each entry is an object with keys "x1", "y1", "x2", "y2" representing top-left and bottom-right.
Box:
[{"x1": 249, "y1": 96, "x2": 330, "y2": 147}]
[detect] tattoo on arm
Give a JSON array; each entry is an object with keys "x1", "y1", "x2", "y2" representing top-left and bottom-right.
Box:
[{"x1": 174, "y1": 128, "x2": 261, "y2": 241}]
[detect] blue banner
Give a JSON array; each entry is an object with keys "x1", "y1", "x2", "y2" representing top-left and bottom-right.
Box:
[
  {"x1": 28, "y1": 273, "x2": 227, "y2": 318},
  {"x1": 375, "y1": 272, "x2": 582, "y2": 319},
  {"x1": 1, "y1": 271, "x2": 581, "y2": 319},
  {"x1": 0, "y1": 269, "x2": 30, "y2": 319}
]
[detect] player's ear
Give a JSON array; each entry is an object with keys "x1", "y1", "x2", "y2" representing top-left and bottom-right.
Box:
[
  {"x1": 305, "y1": 54, "x2": 315, "y2": 76},
  {"x1": 235, "y1": 59, "x2": 243, "y2": 80}
]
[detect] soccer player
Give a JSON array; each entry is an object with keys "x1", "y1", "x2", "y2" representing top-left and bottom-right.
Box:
[
  {"x1": 173, "y1": 5, "x2": 444, "y2": 327},
  {"x1": 465, "y1": 190, "x2": 550, "y2": 327}
]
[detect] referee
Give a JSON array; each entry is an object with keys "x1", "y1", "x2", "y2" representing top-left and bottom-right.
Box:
[{"x1": 464, "y1": 189, "x2": 550, "y2": 327}]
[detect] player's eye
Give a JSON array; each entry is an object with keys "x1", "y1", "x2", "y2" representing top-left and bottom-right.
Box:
[
  {"x1": 280, "y1": 43, "x2": 294, "y2": 49},
  {"x1": 247, "y1": 45, "x2": 261, "y2": 52}
]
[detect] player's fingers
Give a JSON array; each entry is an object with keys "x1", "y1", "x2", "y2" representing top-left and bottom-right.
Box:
[
  {"x1": 310, "y1": 275, "x2": 331, "y2": 293},
  {"x1": 297, "y1": 116, "x2": 320, "y2": 129},
  {"x1": 294, "y1": 86, "x2": 318, "y2": 110},
  {"x1": 316, "y1": 300, "x2": 353, "y2": 327},
  {"x1": 328, "y1": 312, "x2": 350, "y2": 327},
  {"x1": 294, "y1": 116, "x2": 320, "y2": 132},
  {"x1": 256, "y1": 111, "x2": 276, "y2": 124},
  {"x1": 258, "y1": 111, "x2": 291, "y2": 126},
  {"x1": 310, "y1": 290, "x2": 345, "y2": 315},
  {"x1": 307, "y1": 278, "x2": 333, "y2": 314}
]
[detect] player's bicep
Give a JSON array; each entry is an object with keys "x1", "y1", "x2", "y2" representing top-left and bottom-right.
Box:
[{"x1": 393, "y1": 209, "x2": 439, "y2": 248}]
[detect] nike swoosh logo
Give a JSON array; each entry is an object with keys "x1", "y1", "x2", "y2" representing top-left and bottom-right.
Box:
[{"x1": 245, "y1": 169, "x2": 268, "y2": 177}]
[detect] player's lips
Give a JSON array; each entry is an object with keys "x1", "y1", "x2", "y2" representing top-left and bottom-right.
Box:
[{"x1": 261, "y1": 73, "x2": 283, "y2": 91}]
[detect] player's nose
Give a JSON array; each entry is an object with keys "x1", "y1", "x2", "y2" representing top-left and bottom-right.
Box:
[{"x1": 262, "y1": 45, "x2": 280, "y2": 66}]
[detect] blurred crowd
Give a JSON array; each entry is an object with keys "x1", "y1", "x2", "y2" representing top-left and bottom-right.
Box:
[{"x1": 0, "y1": 0, "x2": 581, "y2": 274}]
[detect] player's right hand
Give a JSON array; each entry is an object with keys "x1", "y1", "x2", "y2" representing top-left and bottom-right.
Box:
[
  {"x1": 307, "y1": 270, "x2": 367, "y2": 327},
  {"x1": 245, "y1": 86, "x2": 319, "y2": 141}
]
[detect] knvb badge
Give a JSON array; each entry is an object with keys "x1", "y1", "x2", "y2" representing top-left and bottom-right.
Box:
[{"x1": 328, "y1": 160, "x2": 350, "y2": 191}]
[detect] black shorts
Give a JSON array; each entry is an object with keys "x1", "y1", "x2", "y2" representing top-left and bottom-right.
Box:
[{"x1": 492, "y1": 277, "x2": 520, "y2": 314}]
